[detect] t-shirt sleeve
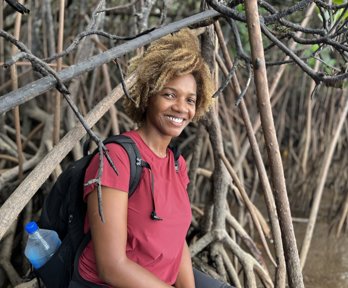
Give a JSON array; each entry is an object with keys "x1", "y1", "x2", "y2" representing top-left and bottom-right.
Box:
[{"x1": 83, "y1": 143, "x2": 131, "y2": 201}]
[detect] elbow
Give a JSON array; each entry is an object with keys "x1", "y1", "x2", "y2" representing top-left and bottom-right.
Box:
[
  {"x1": 96, "y1": 256, "x2": 127, "y2": 285},
  {"x1": 97, "y1": 266, "x2": 112, "y2": 284}
]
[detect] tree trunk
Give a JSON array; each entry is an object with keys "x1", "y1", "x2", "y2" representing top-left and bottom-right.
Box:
[{"x1": 244, "y1": 1, "x2": 305, "y2": 287}]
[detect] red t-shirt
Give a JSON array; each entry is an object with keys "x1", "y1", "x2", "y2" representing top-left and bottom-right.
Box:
[{"x1": 78, "y1": 131, "x2": 192, "y2": 285}]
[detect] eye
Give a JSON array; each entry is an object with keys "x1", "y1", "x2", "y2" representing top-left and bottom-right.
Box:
[
  {"x1": 187, "y1": 97, "x2": 197, "y2": 105},
  {"x1": 163, "y1": 92, "x2": 175, "y2": 99}
]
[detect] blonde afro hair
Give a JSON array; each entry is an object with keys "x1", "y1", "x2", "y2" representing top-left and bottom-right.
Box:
[{"x1": 123, "y1": 28, "x2": 215, "y2": 124}]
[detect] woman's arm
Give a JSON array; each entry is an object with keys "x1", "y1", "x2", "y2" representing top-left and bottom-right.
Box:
[
  {"x1": 87, "y1": 187, "x2": 172, "y2": 288},
  {"x1": 174, "y1": 241, "x2": 195, "y2": 288}
]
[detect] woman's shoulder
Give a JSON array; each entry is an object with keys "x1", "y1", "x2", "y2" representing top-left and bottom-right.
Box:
[
  {"x1": 122, "y1": 130, "x2": 143, "y2": 149},
  {"x1": 104, "y1": 131, "x2": 138, "y2": 158}
]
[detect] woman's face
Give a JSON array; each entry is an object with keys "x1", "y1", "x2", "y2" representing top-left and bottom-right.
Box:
[{"x1": 145, "y1": 74, "x2": 197, "y2": 139}]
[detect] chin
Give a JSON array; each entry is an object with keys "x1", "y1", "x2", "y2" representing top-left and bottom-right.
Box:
[{"x1": 164, "y1": 129, "x2": 184, "y2": 138}]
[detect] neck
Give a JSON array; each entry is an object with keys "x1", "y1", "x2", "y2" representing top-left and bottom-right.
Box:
[{"x1": 136, "y1": 127, "x2": 171, "y2": 158}]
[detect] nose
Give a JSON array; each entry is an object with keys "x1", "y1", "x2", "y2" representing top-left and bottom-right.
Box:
[{"x1": 172, "y1": 98, "x2": 188, "y2": 113}]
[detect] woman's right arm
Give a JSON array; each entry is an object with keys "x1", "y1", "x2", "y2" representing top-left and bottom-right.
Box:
[{"x1": 87, "y1": 186, "x2": 172, "y2": 288}]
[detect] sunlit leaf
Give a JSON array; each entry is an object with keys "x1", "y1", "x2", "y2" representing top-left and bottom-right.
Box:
[{"x1": 311, "y1": 44, "x2": 320, "y2": 53}]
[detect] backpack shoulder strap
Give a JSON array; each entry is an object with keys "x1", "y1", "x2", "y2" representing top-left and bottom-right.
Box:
[
  {"x1": 103, "y1": 134, "x2": 143, "y2": 197},
  {"x1": 168, "y1": 143, "x2": 181, "y2": 172}
]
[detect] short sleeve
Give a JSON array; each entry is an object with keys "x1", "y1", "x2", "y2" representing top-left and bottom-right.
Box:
[{"x1": 83, "y1": 143, "x2": 131, "y2": 201}]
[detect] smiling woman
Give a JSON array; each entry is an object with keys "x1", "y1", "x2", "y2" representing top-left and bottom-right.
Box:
[
  {"x1": 68, "y1": 29, "x2": 234, "y2": 288},
  {"x1": 124, "y1": 28, "x2": 214, "y2": 124},
  {"x1": 140, "y1": 74, "x2": 197, "y2": 147}
]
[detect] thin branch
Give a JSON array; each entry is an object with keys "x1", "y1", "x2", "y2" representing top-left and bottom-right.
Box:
[
  {"x1": 0, "y1": 9, "x2": 220, "y2": 115},
  {"x1": 208, "y1": 0, "x2": 325, "y2": 35},
  {"x1": 263, "y1": 0, "x2": 312, "y2": 23},
  {"x1": 2, "y1": 2, "x2": 119, "y2": 221},
  {"x1": 260, "y1": 23, "x2": 348, "y2": 85},
  {"x1": 96, "y1": 0, "x2": 140, "y2": 14},
  {"x1": 284, "y1": 31, "x2": 348, "y2": 52},
  {"x1": 0, "y1": 73, "x2": 137, "y2": 241},
  {"x1": 43, "y1": 28, "x2": 156, "y2": 63},
  {"x1": 225, "y1": 17, "x2": 250, "y2": 63},
  {"x1": 116, "y1": 58, "x2": 136, "y2": 104},
  {"x1": 4, "y1": 0, "x2": 29, "y2": 14},
  {"x1": 314, "y1": 0, "x2": 348, "y2": 10},
  {"x1": 159, "y1": 0, "x2": 168, "y2": 26},
  {"x1": 235, "y1": 64, "x2": 252, "y2": 106},
  {"x1": 259, "y1": 0, "x2": 325, "y2": 35},
  {"x1": 212, "y1": 57, "x2": 240, "y2": 98}
]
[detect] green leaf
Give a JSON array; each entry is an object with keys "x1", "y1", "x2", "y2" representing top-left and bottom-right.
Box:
[
  {"x1": 236, "y1": 3, "x2": 244, "y2": 12},
  {"x1": 311, "y1": 44, "x2": 320, "y2": 53}
]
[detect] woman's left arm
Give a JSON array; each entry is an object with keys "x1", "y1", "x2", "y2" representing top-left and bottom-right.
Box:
[{"x1": 174, "y1": 241, "x2": 195, "y2": 288}]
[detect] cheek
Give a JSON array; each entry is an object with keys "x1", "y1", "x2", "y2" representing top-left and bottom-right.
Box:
[{"x1": 189, "y1": 106, "x2": 196, "y2": 119}]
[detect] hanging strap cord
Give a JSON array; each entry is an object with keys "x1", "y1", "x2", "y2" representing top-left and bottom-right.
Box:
[{"x1": 136, "y1": 158, "x2": 163, "y2": 221}]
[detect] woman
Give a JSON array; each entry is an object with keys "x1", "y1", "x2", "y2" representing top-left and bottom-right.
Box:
[{"x1": 70, "y1": 28, "x2": 233, "y2": 288}]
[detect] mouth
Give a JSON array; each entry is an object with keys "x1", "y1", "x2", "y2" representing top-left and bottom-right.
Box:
[{"x1": 166, "y1": 115, "x2": 185, "y2": 125}]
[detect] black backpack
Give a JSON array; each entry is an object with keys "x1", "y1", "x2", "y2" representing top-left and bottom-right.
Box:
[{"x1": 35, "y1": 134, "x2": 180, "y2": 288}]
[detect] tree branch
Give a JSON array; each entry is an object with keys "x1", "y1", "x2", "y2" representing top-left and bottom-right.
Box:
[
  {"x1": 0, "y1": 9, "x2": 220, "y2": 115},
  {"x1": 260, "y1": 24, "x2": 348, "y2": 85}
]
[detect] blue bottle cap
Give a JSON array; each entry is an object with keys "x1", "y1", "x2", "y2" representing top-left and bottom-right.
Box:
[{"x1": 25, "y1": 221, "x2": 39, "y2": 234}]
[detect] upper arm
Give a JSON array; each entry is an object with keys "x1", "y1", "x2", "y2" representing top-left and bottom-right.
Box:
[
  {"x1": 87, "y1": 186, "x2": 128, "y2": 278},
  {"x1": 84, "y1": 142, "x2": 131, "y2": 273}
]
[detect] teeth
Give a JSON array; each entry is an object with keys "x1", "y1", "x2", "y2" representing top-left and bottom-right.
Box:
[{"x1": 167, "y1": 116, "x2": 183, "y2": 123}]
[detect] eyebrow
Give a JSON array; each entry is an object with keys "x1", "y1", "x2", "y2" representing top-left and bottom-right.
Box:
[{"x1": 162, "y1": 86, "x2": 197, "y2": 97}]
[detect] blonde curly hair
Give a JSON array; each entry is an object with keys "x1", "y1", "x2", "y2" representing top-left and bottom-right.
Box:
[{"x1": 123, "y1": 28, "x2": 215, "y2": 124}]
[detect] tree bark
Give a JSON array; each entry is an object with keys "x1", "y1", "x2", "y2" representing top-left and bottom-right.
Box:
[
  {"x1": 214, "y1": 21, "x2": 286, "y2": 287},
  {"x1": 300, "y1": 89, "x2": 348, "y2": 268},
  {"x1": 0, "y1": 9, "x2": 219, "y2": 115},
  {"x1": 0, "y1": 74, "x2": 135, "y2": 241},
  {"x1": 244, "y1": 1, "x2": 305, "y2": 287}
]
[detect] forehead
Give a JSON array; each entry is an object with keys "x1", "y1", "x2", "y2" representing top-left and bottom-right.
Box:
[{"x1": 162, "y1": 74, "x2": 197, "y2": 92}]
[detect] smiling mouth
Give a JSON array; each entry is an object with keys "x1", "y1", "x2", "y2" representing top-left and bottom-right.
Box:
[{"x1": 166, "y1": 116, "x2": 184, "y2": 124}]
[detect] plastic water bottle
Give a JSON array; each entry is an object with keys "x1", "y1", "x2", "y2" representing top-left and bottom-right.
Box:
[{"x1": 24, "y1": 221, "x2": 61, "y2": 269}]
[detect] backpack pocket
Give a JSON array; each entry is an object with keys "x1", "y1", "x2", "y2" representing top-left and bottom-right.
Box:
[{"x1": 35, "y1": 236, "x2": 74, "y2": 288}]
